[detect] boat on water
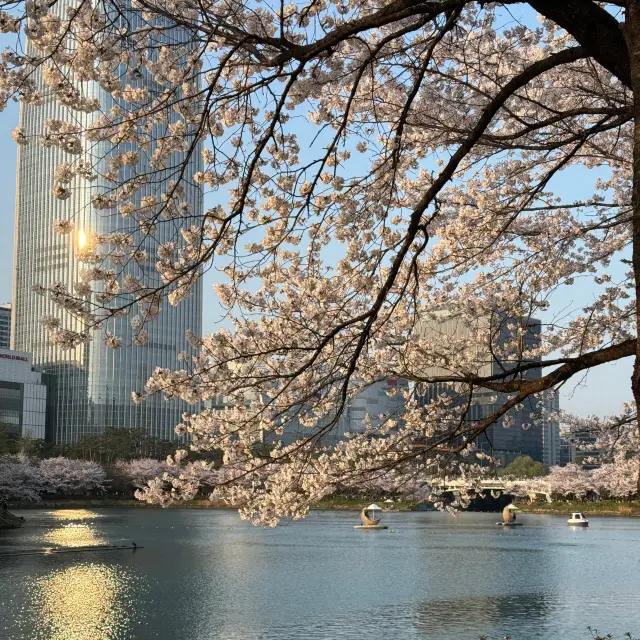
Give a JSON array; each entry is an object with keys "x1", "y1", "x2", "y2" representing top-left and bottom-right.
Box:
[
  {"x1": 567, "y1": 512, "x2": 589, "y2": 527},
  {"x1": 354, "y1": 504, "x2": 388, "y2": 530},
  {"x1": 497, "y1": 503, "x2": 523, "y2": 527}
]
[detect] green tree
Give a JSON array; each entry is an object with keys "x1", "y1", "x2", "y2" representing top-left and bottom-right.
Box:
[
  {"x1": 58, "y1": 427, "x2": 181, "y2": 463},
  {"x1": 16, "y1": 435, "x2": 50, "y2": 458},
  {"x1": 499, "y1": 456, "x2": 546, "y2": 479}
]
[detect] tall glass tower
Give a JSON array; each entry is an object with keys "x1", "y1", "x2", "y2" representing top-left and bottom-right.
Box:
[{"x1": 12, "y1": 25, "x2": 203, "y2": 444}]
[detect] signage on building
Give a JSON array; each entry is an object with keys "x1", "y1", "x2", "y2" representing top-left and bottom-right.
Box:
[{"x1": 0, "y1": 353, "x2": 28, "y2": 362}]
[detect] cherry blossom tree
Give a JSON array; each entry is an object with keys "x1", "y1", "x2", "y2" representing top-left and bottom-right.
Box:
[
  {"x1": 558, "y1": 405, "x2": 640, "y2": 499},
  {"x1": 113, "y1": 458, "x2": 170, "y2": 490},
  {"x1": 4, "y1": 0, "x2": 640, "y2": 523},
  {"x1": 0, "y1": 455, "x2": 45, "y2": 503},
  {"x1": 0, "y1": 456, "x2": 109, "y2": 501},
  {"x1": 134, "y1": 453, "x2": 220, "y2": 504},
  {"x1": 590, "y1": 457, "x2": 640, "y2": 499},
  {"x1": 544, "y1": 463, "x2": 595, "y2": 500},
  {"x1": 38, "y1": 457, "x2": 109, "y2": 496}
]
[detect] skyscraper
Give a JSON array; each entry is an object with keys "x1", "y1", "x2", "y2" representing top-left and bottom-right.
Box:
[
  {"x1": 12, "y1": 24, "x2": 202, "y2": 443},
  {"x1": 541, "y1": 390, "x2": 560, "y2": 467},
  {"x1": 559, "y1": 429, "x2": 574, "y2": 466}
]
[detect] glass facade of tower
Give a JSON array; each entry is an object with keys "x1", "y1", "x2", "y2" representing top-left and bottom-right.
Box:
[{"x1": 12, "y1": 23, "x2": 203, "y2": 443}]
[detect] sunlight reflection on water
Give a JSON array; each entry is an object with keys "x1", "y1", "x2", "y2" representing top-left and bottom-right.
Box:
[
  {"x1": 32, "y1": 564, "x2": 137, "y2": 640},
  {"x1": 42, "y1": 524, "x2": 106, "y2": 548},
  {"x1": 48, "y1": 509, "x2": 103, "y2": 521}
]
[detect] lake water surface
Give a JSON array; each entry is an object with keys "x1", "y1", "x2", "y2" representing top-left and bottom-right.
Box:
[{"x1": 1, "y1": 508, "x2": 639, "y2": 639}]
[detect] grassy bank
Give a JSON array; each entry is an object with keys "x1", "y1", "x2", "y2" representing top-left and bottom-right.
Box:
[{"x1": 519, "y1": 500, "x2": 640, "y2": 517}]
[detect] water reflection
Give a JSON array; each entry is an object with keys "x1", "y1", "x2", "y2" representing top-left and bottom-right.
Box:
[
  {"x1": 414, "y1": 591, "x2": 555, "y2": 635},
  {"x1": 34, "y1": 564, "x2": 135, "y2": 640},
  {"x1": 49, "y1": 509, "x2": 103, "y2": 521},
  {"x1": 200, "y1": 593, "x2": 558, "y2": 640},
  {"x1": 42, "y1": 523, "x2": 105, "y2": 548}
]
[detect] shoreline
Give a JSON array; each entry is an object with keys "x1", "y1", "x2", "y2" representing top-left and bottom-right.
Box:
[
  {"x1": 9, "y1": 498, "x2": 640, "y2": 517},
  {"x1": 519, "y1": 500, "x2": 640, "y2": 518}
]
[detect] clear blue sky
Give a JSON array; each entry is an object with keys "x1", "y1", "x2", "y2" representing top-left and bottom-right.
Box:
[{"x1": 0, "y1": 71, "x2": 632, "y2": 421}]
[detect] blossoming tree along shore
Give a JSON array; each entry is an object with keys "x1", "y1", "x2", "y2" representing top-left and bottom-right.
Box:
[
  {"x1": 0, "y1": 456, "x2": 109, "y2": 502},
  {"x1": 2, "y1": 0, "x2": 640, "y2": 524}
]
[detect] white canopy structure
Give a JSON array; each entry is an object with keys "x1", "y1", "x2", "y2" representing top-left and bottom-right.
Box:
[{"x1": 361, "y1": 504, "x2": 383, "y2": 526}]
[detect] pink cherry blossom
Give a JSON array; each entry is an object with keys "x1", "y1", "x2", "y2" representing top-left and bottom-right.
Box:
[{"x1": 2, "y1": 0, "x2": 639, "y2": 523}]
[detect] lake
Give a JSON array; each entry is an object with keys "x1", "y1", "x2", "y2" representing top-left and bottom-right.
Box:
[{"x1": 1, "y1": 508, "x2": 639, "y2": 639}]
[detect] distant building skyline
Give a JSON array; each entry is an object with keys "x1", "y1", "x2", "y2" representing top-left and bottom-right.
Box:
[
  {"x1": 12, "y1": 19, "x2": 203, "y2": 443},
  {"x1": 341, "y1": 378, "x2": 409, "y2": 437}
]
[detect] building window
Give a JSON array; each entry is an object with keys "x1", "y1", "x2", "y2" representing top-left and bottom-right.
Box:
[
  {"x1": 0, "y1": 388, "x2": 21, "y2": 400},
  {"x1": 0, "y1": 410, "x2": 20, "y2": 426}
]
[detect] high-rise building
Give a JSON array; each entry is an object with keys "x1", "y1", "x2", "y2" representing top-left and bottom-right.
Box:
[
  {"x1": 569, "y1": 425, "x2": 600, "y2": 469},
  {"x1": 541, "y1": 390, "x2": 560, "y2": 467},
  {"x1": 0, "y1": 304, "x2": 10, "y2": 349},
  {"x1": 12, "y1": 23, "x2": 202, "y2": 443},
  {"x1": 558, "y1": 428, "x2": 574, "y2": 466},
  {"x1": 416, "y1": 313, "x2": 543, "y2": 465}
]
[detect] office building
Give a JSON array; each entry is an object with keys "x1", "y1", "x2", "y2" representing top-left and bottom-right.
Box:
[
  {"x1": 569, "y1": 425, "x2": 600, "y2": 469},
  {"x1": 203, "y1": 392, "x2": 258, "y2": 414},
  {"x1": 416, "y1": 312, "x2": 543, "y2": 465},
  {"x1": 559, "y1": 429, "x2": 574, "y2": 466},
  {"x1": 12, "y1": 19, "x2": 202, "y2": 443},
  {"x1": 0, "y1": 347, "x2": 48, "y2": 440},
  {"x1": 273, "y1": 378, "x2": 409, "y2": 447},
  {"x1": 541, "y1": 390, "x2": 560, "y2": 467},
  {"x1": 341, "y1": 378, "x2": 409, "y2": 436},
  {"x1": 0, "y1": 304, "x2": 10, "y2": 349}
]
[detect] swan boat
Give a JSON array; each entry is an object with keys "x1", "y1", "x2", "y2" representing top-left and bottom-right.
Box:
[
  {"x1": 354, "y1": 504, "x2": 388, "y2": 530},
  {"x1": 497, "y1": 503, "x2": 523, "y2": 527}
]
